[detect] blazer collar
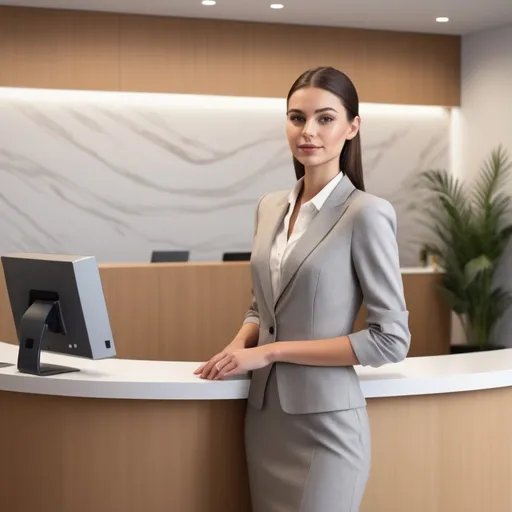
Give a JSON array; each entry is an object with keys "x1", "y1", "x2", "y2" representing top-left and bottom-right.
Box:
[
  {"x1": 273, "y1": 174, "x2": 357, "y2": 307},
  {"x1": 288, "y1": 172, "x2": 344, "y2": 212},
  {"x1": 272, "y1": 172, "x2": 355, "y2": 215}
]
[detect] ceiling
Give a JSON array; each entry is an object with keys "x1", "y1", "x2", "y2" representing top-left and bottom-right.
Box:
[{"x1": 1, "y1": 0, "x2": 512, "y2": 35}]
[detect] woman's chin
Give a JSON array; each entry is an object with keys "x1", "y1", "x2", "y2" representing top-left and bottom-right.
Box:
[{"x1": 295, "y1": 155, "x2": 327, "y2": 167}]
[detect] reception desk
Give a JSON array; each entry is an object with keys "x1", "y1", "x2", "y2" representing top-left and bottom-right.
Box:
[
  {"x1": 0, "y1": 263, "x2": 451, "y2": 361},
  {"x1": 0, "y1": 342, "x2": 511, "y2": 512}
]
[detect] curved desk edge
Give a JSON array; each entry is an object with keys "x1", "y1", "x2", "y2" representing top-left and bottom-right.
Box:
[{"x1": 1, "y1": 341, "x2": 512, "y2": 400}]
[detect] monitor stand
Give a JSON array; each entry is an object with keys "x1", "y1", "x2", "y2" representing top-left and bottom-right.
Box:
[
  {"x1": 17, "y1": 300, "x2": 79, "y2": 376},
  {"x1": 0, "y1": 363, "x2": 13, "y2": 369}
]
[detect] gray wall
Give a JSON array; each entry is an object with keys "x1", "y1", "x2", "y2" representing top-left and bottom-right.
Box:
[{"x1": 461, "y1": 23, "x2": 512, "y2": 346}]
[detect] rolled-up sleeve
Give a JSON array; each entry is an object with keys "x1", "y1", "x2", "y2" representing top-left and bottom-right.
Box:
[
  {"x1": 242, "y1": 194, "x2": 266, "y2": 326},
  {"x1": 243, "y1": 294, "x2": 260, "y2": 325},
  {"x1": 348, "y1": 198, "x2": 411, "y2": 367}
]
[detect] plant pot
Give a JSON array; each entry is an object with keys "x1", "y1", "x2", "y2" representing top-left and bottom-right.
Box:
[{"x1": 450, "y1": 344, "x2": 507, "y2": 354}]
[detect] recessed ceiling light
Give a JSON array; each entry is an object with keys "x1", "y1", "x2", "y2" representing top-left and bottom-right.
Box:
[
  {"x1": 436, "y1": 17, "x2": 449, "y2": 23},
  {"x1": 270, "y1": 4, "x2": 284, "y2": 9},
  {"x1": 202, "y1": 0, "x2": 216, "y2": 6}
]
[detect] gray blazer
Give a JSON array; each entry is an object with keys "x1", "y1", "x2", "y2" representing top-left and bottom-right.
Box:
[{"x1": 245, "y1": 174, "x2": 411, "y2": 414}]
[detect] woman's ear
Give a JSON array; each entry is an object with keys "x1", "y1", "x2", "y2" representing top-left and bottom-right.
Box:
[{"x1": 346, "y1": 115, "x2": 360, "y2": 141}]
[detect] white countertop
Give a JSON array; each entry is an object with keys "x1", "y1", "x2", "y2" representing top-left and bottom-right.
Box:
[
  {"x1": 400, "y1": 266, "x2": 440, "y2": 274},
  {"x1": 1, "y1": 341, "x2": 511, "y2": 401}
]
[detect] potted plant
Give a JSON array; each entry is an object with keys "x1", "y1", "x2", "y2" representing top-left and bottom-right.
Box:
[{"x1": 411, "y1": 146, "x2": 512, "y2": 352}]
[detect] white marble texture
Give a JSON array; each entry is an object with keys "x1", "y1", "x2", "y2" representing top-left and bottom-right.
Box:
[{"x1": 0, "y1": 88, "x2": 452, "y2": 264}]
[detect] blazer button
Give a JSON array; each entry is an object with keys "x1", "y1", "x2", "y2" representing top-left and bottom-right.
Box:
[{"x1": 269, "y1": 326, "x2": 274, "y2": 335}]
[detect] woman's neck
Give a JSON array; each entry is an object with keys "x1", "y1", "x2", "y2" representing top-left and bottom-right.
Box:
[{"x1": 301, "y1": 165, "x2": 341, "y2": 204}]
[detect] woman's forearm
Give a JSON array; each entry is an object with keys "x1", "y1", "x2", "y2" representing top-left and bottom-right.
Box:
[{"x1": 269, "y1": 336, "x2": 360, "y2": 366}]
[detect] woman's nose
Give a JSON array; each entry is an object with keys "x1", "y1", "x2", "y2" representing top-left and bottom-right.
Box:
[{"x1": 302, "y1": 120, "x2": 315, "y2": 138}]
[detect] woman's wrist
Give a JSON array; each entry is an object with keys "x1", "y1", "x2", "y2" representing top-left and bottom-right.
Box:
[{"x1": 259, "y1": 342, "x2": 280, "y2": 363}]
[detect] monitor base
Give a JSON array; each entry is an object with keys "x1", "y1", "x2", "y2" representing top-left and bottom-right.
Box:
[
  {"x1": 17, "y1": 299, "x2": 79, "y2": 377},
  {"x1": 22, "y1": 363, "x2": 78, "y2": 377},
  {"x1": 0, "y1": 362, "x2": 13, "y2": 369}
]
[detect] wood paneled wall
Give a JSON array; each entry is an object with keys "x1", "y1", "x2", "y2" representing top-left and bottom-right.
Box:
[
  {"x1": 0, "y1": 6, "x2": 461, "y2": 105},
  {"x1": 0, "y1": 262, "x2": 450, "y2": 362}
]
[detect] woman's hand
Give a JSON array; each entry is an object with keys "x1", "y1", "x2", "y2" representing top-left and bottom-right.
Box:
[
  {"x1": 194, "y1": 343, "x2": 274, "y2": 380},
  {"x1": 214, "y1": 345, "x2": 274, "y2": 380},
  {"x1": 194, "y1": 338, "x2": 246, "y2": 380}
]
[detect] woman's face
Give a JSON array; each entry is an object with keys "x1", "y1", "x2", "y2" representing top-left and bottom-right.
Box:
[{"x1": 286, "y1": 87, "x2": 360, "y2": 170}]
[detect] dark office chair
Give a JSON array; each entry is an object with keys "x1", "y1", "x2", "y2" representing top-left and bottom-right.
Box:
[
  {"x1": 222, "y1": 252, "x2": 251, "y2": 262},
  {"x1": 150, "y1": 250, "x2": 190, "y2": 263}
]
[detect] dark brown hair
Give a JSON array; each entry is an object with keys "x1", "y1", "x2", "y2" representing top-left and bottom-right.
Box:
[{"x1": 287, "y1": 66, "x2": 365, "y2": 191}]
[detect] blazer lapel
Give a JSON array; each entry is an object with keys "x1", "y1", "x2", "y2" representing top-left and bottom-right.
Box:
[
  {"x1": 256, "y1": 193, "x2": 289, "y2": 313},
  {"x1": 274, "y1": 175, "x2": 357, "y2": 307}
]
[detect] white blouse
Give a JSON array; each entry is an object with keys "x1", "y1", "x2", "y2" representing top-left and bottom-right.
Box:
[{"x1": 269, "y1": 172, "x2": 344, "y2": 300}]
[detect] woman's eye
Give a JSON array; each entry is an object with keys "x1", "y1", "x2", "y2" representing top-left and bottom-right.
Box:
[{"x1": 289, "y1": 115, "x2": 333, "y2": 124}]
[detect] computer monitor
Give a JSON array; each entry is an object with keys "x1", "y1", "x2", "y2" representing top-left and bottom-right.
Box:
[
  {"x1": 150, "y1": 250, "x2": 190, "y2": 263},
  {"x1": 222, "y1": 252, "x2": 251, "y2": 262},
  {"x1": 1, "y1": 253, "x2": 116, "y2": 377}
]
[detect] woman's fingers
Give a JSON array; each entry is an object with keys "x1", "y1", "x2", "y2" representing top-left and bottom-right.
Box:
[
  {"x1": 193, "y1": 362, "x2": 206, "y2": 374},
  {"x1": 199, "y1": 353, "x2": 224, "y2": 379},
  {"x1": 215, "y1": 356, "x2": 232, "y2": 373},
  {"x1": 216, "y1": 360, "x2": 238, "y2": 380},
  {"x1": 206, "y1": 354, "x2": 231, "y2": 380},
  {"x1": 195, "y1": 350, "x2": 244, "y2": 380}
]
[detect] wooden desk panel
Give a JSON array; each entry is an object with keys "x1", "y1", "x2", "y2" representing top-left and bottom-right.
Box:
[
  {"x1": 0, "y1": 263, "x2": 450, "y2": 361},
  {"x1": 0, "y1": 386, "x2": 510, "y2": 512}
]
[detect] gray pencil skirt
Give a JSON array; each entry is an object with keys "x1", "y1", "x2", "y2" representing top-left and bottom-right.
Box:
[{"x1": 244, "y1": 368, "x2": 371, "y2": 512}]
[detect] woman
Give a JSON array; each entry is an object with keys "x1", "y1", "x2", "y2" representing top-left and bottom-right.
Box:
[{"x1": 194, "y1": 66, "x2": 411, "y2": 512}]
